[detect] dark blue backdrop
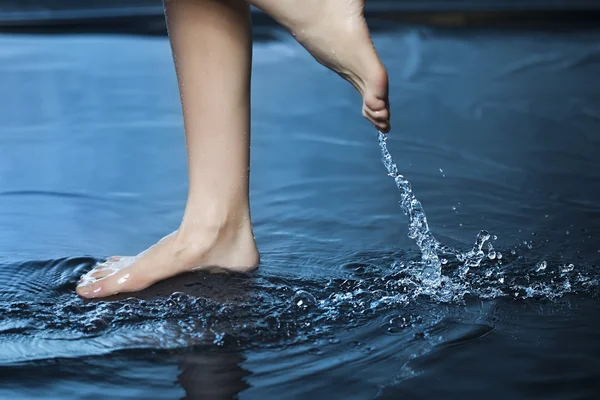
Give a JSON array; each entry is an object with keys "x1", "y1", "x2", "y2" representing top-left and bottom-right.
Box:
[{"x1": 1, "y1": 0, "x2": 600, "y2": 25}]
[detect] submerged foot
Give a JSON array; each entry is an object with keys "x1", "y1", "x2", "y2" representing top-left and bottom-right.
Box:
[
  {"x1": 76, "y1": 222, "x2": 259, "y2": 299},
  {"x1": 252, "y1": 0, "x2": 390, "y2": 132}
]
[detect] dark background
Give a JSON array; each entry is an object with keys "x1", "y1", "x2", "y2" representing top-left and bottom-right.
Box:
[{"x1": 2, "y1": 0, "x2": 600, "y2": 26}]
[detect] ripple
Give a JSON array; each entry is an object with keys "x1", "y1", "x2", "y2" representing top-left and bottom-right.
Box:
[{"x1": 0, "y1": 248, "x2": 597, "y2": 365}]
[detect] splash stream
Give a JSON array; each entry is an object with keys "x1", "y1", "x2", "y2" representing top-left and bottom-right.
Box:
[{"x1": 377, "y1": 131, "x2": 492, "y2": 288}]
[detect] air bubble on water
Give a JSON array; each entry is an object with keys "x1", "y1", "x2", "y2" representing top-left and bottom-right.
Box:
[
  {"x1": 566, "y1": 230, "x2": 570, "y2": 235},
  {"x1": 536, "y1": 261, "x2": 547, "y2": 272},
  {"x1": 293, "y1": 290, "x2": 317, "y2": 311},
  {"x1": 511, "y1": 249, "x2": 516, "y2": 255},
  {"x1": 440, "y1": 258, "x2": 448, "y2": 265},
  {"x1": 497, "y1": 252, "x2": 503, "y2": 260}
]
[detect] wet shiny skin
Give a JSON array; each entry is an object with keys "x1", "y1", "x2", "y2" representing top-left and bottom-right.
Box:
[{"x1": 0, "y1": 22, "x2": 599, "y2": 399}]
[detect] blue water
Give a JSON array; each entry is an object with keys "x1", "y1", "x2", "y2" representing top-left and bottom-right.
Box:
[{"x1": 0, "y1": 20, "x2": 599, "y2": 399}]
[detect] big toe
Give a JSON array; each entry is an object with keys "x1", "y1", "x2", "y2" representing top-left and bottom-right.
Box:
[
  {"x1": 363, "y1": 95, "x2": 390, "y2": 133},
  {"x1": 76, "y1": 257, "x2": 138, "y2": 298},
  {"x1": 360, "y1": 59, "x2": 389, "y2": 131},
  {"x1": 76, "y1": 280, "x2": 104, "y2": 298},
  {"x1": 76, "y1": 270, "x2": 142, "y2": 299}
]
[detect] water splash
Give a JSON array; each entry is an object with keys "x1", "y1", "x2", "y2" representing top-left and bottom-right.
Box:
[
  {"x1": 377, "y1": 132, "x2": 443, "y2": 288},
  {"x1": 377, "y1": 132, "x2": 492, "y2": 288}
]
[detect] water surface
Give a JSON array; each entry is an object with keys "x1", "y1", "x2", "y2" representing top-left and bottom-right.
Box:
[{"x1": 0, "y1": 21, "x2": 599, "y2": 399}]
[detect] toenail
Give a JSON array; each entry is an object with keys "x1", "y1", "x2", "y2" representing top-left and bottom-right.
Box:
[{"x1": 76, "y1": 285, "x2": 90, "y2": 295}]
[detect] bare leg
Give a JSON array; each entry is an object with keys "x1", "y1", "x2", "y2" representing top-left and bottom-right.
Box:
[
  {"x1": 77, "y1": 0, "x2": 259, "y2": 299},
  {"x1": 249, "y1": 0, "x2": 391, "y2": 133}
]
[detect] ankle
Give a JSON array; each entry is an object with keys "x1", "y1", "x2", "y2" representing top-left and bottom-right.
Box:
[
  {"x1": 169, "y1": 217, "x2": 257, "y2": 271},
  {"x1": 178, "y1": 209, "x2": 251, "y2": 240}
]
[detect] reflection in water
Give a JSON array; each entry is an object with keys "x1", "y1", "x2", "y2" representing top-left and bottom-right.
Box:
[{"x1": 178, "y1": 351, "x2": 250, "y2": 400}]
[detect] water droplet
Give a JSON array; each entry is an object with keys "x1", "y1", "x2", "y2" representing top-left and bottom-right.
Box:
[
  {"x1": 497, "y1": 252, "x2": 503, "y2": 260},
  {"x1": 117, "y1": 274, "x2": 130, "y2": 285},
  {"x1": 561, "y1": 264, "x2": 575, "y2": 273},
  {"x1": 487, "y1": 242, "x2": 496, "y2": 260},
  {"x1": 536, "y1": 261, "x2": 547, "y2": 272},
  {"x1": 387, "y1": 315, "x2": 413, "y2": 334},
  {"x1": 566, "y1": 230, "x2": 570, "y2": 235}
]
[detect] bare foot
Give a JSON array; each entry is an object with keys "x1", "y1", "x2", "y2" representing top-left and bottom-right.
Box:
[
  {"x1": 76, "y1": 223, "x2": 259, "y2": 299},
  {"x1": 251, "y1": 0, "x2": 390, "y2": 132}
]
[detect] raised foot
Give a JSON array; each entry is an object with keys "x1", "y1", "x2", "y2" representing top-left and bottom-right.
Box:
[
  {"x1": 252, "y1": 0, "x2": 390, "y2": 132},
  {"x1": 76, "y1": 226, "x2": 259, "y2": 299}
]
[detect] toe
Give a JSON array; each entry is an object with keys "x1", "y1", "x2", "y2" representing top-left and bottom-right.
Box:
[
  {"x1": 363, "y1": 103, "x2": 391, "y2": 133},
  {"x1": 76, "y1": 257, "x2": 134, "y2": 298},
  {"x1": 90, "y1": 265, "x2": 115, "y2": 279},
  {"x1": 76, "y1": 262, "x2": 157, "y2": 299},
  {"x1": 76, "y1": 280, "x2": 104, "y2": 298},
  {"x1": 362, "y1": 61, "x2": 390, "y2": 132},
  {"x1": 365, "y1": 96, "x2": 387, "y2": 113},
  {"x1": 76, "y1": 270, "x2": 134, "y2": 299}
]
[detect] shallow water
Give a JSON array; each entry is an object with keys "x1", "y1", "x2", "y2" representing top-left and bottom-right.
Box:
[{"x1": 0, "y1": 21, "x2": 599, "y2": 399}]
